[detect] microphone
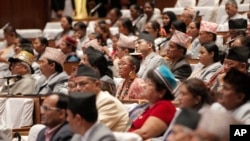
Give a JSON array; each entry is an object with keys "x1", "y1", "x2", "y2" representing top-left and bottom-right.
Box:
[
  {"x1": 90, "y1": 3, "x2": 102, "y2": 16},
  {"x1": 0, "y1": 75, "x2": 22, "y2": 79},
  {"x1": 192, "y1": 10, "x2": 200, "y2": 22}
]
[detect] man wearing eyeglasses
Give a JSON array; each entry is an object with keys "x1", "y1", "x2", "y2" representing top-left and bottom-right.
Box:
[{"x1": 36, "y1": 93, "x2": 73, "y2": 141}]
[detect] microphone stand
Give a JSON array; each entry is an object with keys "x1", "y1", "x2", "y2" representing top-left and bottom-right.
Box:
[{"x1": 6, "y1": 77, "x2": 11, "y2": 96}]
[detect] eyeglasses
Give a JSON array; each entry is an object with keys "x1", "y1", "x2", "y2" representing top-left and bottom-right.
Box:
[{"x1": 40, "y1": 105, "x2": 61, "y2": 111}]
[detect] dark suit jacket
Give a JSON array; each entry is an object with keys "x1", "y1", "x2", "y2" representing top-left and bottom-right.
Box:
[
  {"x1": 36, "y1": 122, "x2": 73, "y2": 141},
  {"x1": 51, "y1": 0, "x2": 75, "y2": 12},
  {"x1": 167, "y1": 57, "x2": 192, "y2": 82}
]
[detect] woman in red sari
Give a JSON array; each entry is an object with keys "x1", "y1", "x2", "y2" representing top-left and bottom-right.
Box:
[{"x1": 129, "y1": 65, "x2": 177, "y2": 140}]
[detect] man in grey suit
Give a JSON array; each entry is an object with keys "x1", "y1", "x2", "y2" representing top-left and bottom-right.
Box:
[
  {"x1": 67, "y1": 92, "x2": 116, "y2": 141},
  {"x1": 166, "y1": 30, "x2": 192, "y2": 82},
  {"x1": 36, "y1": 93, "x2": 73, "y2": 141},
  {"x1": 136, "y1": 31, "x2": 167, "y2": 80}
]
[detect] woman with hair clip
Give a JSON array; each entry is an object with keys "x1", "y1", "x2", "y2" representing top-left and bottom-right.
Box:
[{"x1": 116, "y1": 55, "x2": 144, "y2": 100}]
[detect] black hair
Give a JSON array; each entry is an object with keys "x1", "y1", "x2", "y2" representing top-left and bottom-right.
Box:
[
  {"x1": 38, "y1": 37, "x2": 49, "y2": 46},
  {"x1": 145, "y1": 1, "x2": 155, "y2": 8},
  {"x1": 74, "y1": 22, "x2": 87, "y2": 31},
  {"x1": 47, "y1": 59, "x2": 63, "y2": 73},
  {"x1": 112, "y1": 7, "x2": 122, "y2": 18},
  {"x1": 172, "y1": 20, "x2": 187, "y2": 33},
  {"x1": 182, "y1": 78, "x2": 212, "y2": 111},
  {"x1": 119, "y1": 18, "x2": 135, "y2": 35},
  {"x1": 163, "y1": 11, "x2": 177, "y2": 34},
  {"x1": 201, "y1": 42, "x2": 219, "y2": 62},
  {"x1": 146, "y1": 70, "x2": 175, "y2": 100},
  {"x1": 223, "y1": 68, "x2": 250, "y2": 103},
  {"x1": 125, "y1": 55, "x2": 141, "y2": 73},
  {"x1": 64, "y1": 16, "x2": 73, "y2": 29},
  {"x1": 149, "y1": 20, "x2": 161, "y2": 37}
]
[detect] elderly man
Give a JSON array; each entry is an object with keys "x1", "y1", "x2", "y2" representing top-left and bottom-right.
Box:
[
  {"x1": 180, "y1": 7, "x2": 196, "y2": 27},
  {"x1": 227, "y1": 18, "x2": 247, "y2": 47},
  {"x1": 36, "y1": 93, "x2": 73, "y2": 141},
  {"x1": 1, "y1": 50, "x2": 36, "y2": 95},
  {"x1": 136, "y1": 31, "x2": 167, "y2": 80},
  {"x1": 69, "y1": 64, "x2": 129, "y2": 132},
  {"x1": 198, "y1": 21, "x2": 218, "y2": 45},
  {"x1": 219, "y1": 0, "x2": 242, "y2": 24},
  {"x1": 67, "y1": 92, "x2": 116, "y2": 141},
  {"x1": 210, "y1": 47, "x2": 249, "y2": 90},
  {"x1": 166, "y1": 30, "x2": 192, "y2": 82},
  {"x1": 36, "y1": 47, "x2": 69, "y2": 95}
]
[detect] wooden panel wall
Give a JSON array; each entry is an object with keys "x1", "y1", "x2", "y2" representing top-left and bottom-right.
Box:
[
  {"x1": 0, "y1": 0, "x2": 50, "y2": 29},
  {"x1": 137, "y1": 0, "x2": 177, "y2": 12}
]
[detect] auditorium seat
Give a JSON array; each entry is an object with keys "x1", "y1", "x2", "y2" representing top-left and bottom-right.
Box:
[{"x1": 113, "y1": 132, "x2": 143, "y2": 141}]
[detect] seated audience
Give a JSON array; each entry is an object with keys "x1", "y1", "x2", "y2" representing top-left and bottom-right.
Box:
[
  {"x1": 0, "y1": 25, "x2": 17, "y2": 86},
  {"x1": 130, "y1": 4, "x2": 146, "y2": 33},
  {"x1": 73, "y1": 21, "x2": 88, "y2": 58},
  {"x1": 198, "y1": 21, "x2": 218, "y2": 45},
  {"x1": 60, "y1": 36, "x2": 80, "y2": 62},
  {"x1": 70, "y1": 64, "x2": 129, "y2": 132},
  {"x1": 177, "y1": 78, "x2": 212, "y2": 112},
  {"x1": 83, "y1": 46, "x2": 116, "y2": 96},
  {"x1": 180, "y1": 7, "x2": 196, "y2": 27},
  {"x1": 32, "y1": 37, "x2": 48, "y2": 61},
  {"x1": 167, "y1": 108, "x2": 201, "y2": 141},
  {"x1": 37, "y1": 93, "x2": 73, "y2": 141},
  {"x1": 116, "y1": 55, "x2": 144, "y2": 100},
  {"x1": 211, "y1": 47, "x2": 249, "y2": 91},
  {"x1": 143, "y1": 1, "x2": 162, "y2": 25},
  {"x1": 219, "y1": 0, "x2": 242, "y2": 24},
  {"x1": 136, "y1": 31, "x2": 167, "y2": 80},
  {"x1": 13, "y1": 37, "x2": 31, "y2": 54},
  {"x1": 106, "y1": 8, "x2": 122, "y2": 27},
  {"x1": 166, "y1": 30, "x2": 192, "y2": 82},
  {"x1": 194, "y1": 108, "x2": 242, "y2": 141},
  {"x1": 227, "y1": 18, "x2": 247, "y2": 46},
  {"x1": 189, "y1": 42, "x2": 222, "y2": 83},
  {"x1": 117, "y1": 18, "x2": 136, "y2": 36},
  {"x1": 217, "y1": 68, "x2": 250, "y2": 124},
  {"x1": 67, "y1": 92, "x2": 116, "y2": 141},
  {"x1": 36, "y1": 47, "x2": 69, "y2": 95},
  {"x1": 129, "y1": 65, "x2": 177, "y2": 140},
  {"x1": 186, "y1": 21, "x2": 201, "y2": 59},
  {"x1": 55, "y1": 16, "x2": 74, "y2": 47},
  {"x1": 162, "y1": 11, "x2": 177, "y2": 37},
  {"x1": 1, "y1": 50, "x2": 36, "y2": 95}
]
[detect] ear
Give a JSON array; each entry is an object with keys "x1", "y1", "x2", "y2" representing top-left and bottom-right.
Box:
[
  {"x1": 194, "y1": 95, "x2": 201, "y2": 105},
  {"x1": 239, "y1": 62, "x2": 247, "y2": 71},
  {"x1": 237, "y1": 92, "x2": 245, "y2": 102},
  {"x1": 209, "y1": 51, "x2": 214, "y2": 59}
]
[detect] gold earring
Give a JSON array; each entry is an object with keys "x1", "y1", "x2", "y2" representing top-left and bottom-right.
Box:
[{"x1": 129, "y1": 71, "x2": 136, "y2": 80}]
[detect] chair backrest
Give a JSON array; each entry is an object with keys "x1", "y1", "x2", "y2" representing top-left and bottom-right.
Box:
[
  {"x1": 0, "y1": 126, "x2": 12, "y2": 141},
  {"x1": 4, "y1": 98, "x2": 34, "y2": 128},
  {"x1": 113, "y1": 132, "x2": 143, "y2": 141},
  {"x1": 27, "y1": 124, "x2": 46, "y2": 141}
]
